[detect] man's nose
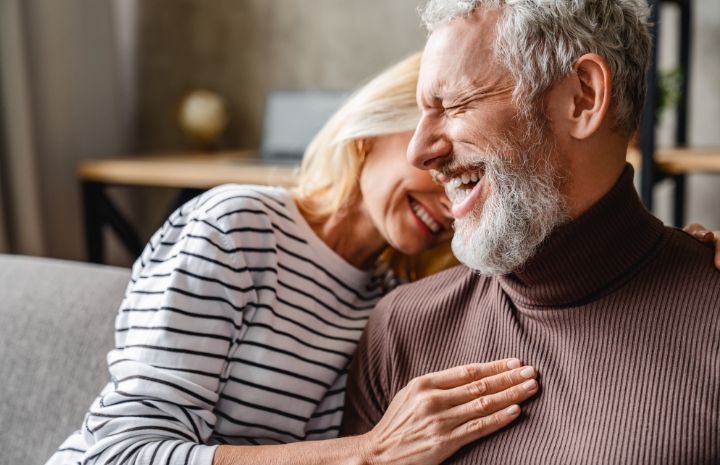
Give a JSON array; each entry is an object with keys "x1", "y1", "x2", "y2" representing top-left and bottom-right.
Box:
[{"x1": 407, "y1": 114, "x2": 452, "y2": 171}]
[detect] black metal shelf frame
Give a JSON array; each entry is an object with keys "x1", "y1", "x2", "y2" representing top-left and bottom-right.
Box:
[{"x1": 640, "y1": 0, "x2": 692, "y2": 226}]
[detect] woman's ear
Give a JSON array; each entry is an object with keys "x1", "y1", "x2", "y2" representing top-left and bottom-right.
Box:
[
  {"x1": 567, "y1": 53, "x2": 613, "y2": 140},
  {"x1": 357, "y1": 138, "x2": 374, "y2": 154}
]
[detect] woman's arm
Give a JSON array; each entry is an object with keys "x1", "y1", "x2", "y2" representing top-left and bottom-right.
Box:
[
  {"x1": 214, "y1": 359, "x2": 538, "y2": 465},
  {"x1": 81, "y1": 189, "x2": 255, "y2": 464}
]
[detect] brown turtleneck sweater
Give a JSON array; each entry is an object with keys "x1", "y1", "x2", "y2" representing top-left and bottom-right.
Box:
[{"x1": 344, "y1": 166, "x2": 720, "y2": 464}]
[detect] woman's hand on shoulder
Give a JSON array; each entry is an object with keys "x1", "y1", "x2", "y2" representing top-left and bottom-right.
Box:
[
  {"x1": 683, "y1": 224, "x2": 720, "y2": 270},
  {"x1": 360, "y1": 359, "x2": 538, "y2": 465}
]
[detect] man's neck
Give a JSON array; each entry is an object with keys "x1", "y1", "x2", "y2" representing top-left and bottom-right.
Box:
[
  {"x1": 500, "y1": 164, "x2": 665, "y2": 307},
  {"x1": 558, "y1": 133, "x2": 629, "y2": 219}
]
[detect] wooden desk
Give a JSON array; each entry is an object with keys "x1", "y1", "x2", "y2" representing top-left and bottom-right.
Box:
[{"x1": 78, "y1": 152, "x2": 299, "y2": 263}]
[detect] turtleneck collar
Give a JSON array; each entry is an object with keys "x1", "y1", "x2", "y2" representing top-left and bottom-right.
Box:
[{"x1": 498, "y1": 164, "x2": 667, "y2": 308}]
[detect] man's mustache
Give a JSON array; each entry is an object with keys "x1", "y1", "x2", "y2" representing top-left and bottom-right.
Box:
[{"x1": 431, "y1": 155, "x2": 489, "y2": 182}]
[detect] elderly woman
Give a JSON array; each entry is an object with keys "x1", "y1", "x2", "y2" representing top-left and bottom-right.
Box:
[
  {"x1": 49, "y1": 52, "x2": 720, "y2": 465},
  {"x1": 48, "y1": 53, "x2": 538, "y2": 465}
]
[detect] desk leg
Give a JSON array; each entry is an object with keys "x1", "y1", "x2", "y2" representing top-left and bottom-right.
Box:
[
  {"x1": 82, "y1": 181, "x2": 144, "y2": 264},
  {"x1": 673, "y1": 174, "x2": 686, "y2": 227},
  {"x1": 83, "y1": 181, "x2": 105, "y2": 263}
]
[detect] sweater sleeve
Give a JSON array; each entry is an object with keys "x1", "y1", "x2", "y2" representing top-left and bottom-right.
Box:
[
  {"x1": 80, "y1": 199, "x2": 258, "y2": 465},
  {"x1": 342, "y1": 293, "x2": 397, "y2": 436}
]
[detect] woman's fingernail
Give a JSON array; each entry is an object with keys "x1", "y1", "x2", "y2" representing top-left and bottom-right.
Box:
[
  {"x1": 523, "y1": 380, "x2": 537, "y2": 390},
  {"x1": 696, "y1": 230, "x2": 710, "y2": 239},
  {"x1": 507, "y1": 405, "x2": 520, "y2": 415},
  {"x1": 507, "y1": 359, "x2": 522, "y2": 369},
  {"x1": 520, "y1": 366, "x2": 535, "y2": 378}
]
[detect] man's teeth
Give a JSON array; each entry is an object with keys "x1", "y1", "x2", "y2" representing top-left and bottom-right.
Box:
[
  {"x1": 409, "y1": 199, "x2": 441, "y2": 233},
  {"x1": 445, "y1": 171, "x2": 481, "y2": 204}
]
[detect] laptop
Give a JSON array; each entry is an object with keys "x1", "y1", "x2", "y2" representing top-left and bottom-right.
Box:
[{"x1": 257, "y1": 90, "x2": 349, "y2": 164}]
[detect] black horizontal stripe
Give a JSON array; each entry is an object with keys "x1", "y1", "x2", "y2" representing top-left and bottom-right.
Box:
[
  {"x1": 106, "y1": 425, "x2": 196, "y2": 442},
  {"x1": 251, "y1": 303, "x2": 361, "y2": 344},
  {"x1": 89, "y1": 412, "x2": 177, "y2": 422},
  {"x1": 107, "y1": 359, "x2": 222, "y2": 380},
  {"x1": 110, "y1": 391, "x2": 205, "y2": 411},
  {"x1": 243, "y1": 321, "x2": 352, "y2": 359},
  {"x1": 121, "y1": 306, "x2": 242, "y2": 330},
  {"x1": 235, "y1": 340, "x2": 341, "y2": 373},
  {"x1": 278, "y1": 263, "x2": 377, "y2": 310},
  {"x1": 324, "y1": 387, "x2": 346, "y2": 397},
  {"x1": 116, "y1": 325, "x2": 233, "y2": 343},
  {"x1": 117, "y1": 375, "x2": 216, "y2": 406},
  {"x1": 200, "y1": 192, "x2": 281, "y2": 212},
  {"x1": 233, "y1": 358, "x2": 330, "y2": 389},
  {"x1": 173, "y1": 268, "x2": 273, "y2": 294},
  {"x1": 218, "y1": 393, "x2": 309, "y2": 422},
  {"x1": 145, "y1": 250, "x2": 277, "y2": 275},
  {"x1": 306, "y1": 424, "x2": 342, "y2": 436},
  {"x1": 213, "y1": 215, "x2": 307, "y2": 245},
  {"x1": 119, "y1": 344, "x2": 228, "y2": 362},
  {"x1": 181, "y1": 251, "x2": 276, "y2": 274},
  {"x1": 185, "y1": 233, "x2": 276, "y2": 255},
  {"x1": 214, "y1": 410, "x2": 304, "y2": 441},
  {"x1": 224, "y1": 375, "x2": 319, "y2": 405},
  {"x1": 277, "y1": 244, "x2": 383, "y2": 301},
  {"x1": 211, "y1": 195, "x2": 295, "y2": 223},
  {"x1": 310, "y1": 405, "x2": 345, "y2": 418},
  {"x1": 275, "y1": 295, "x2": 367, "y2": 330},
  {"x1": 278, "y1": 279, "x2": 374, "y2": 315}
]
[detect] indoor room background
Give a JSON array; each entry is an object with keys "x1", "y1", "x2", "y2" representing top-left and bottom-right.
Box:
[{"x1": 0, "y1": 0, "x2": 718, "y2": 267}]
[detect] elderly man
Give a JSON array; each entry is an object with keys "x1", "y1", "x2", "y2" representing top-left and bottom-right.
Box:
[{"x1": 344, "y1": 0, "x2": 720, "y2": 463}]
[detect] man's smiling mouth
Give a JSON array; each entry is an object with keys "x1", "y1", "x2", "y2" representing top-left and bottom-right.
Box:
[{"x1": 444, "y1": 165, "x2": 485, "y2": 204}]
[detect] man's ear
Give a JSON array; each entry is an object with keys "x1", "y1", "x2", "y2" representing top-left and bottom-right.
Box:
[{"x1": 567, "y1": 53, "x2": 612, "y2": 140}]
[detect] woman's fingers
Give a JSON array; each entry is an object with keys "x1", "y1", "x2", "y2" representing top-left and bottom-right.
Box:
[
  {"x1": 449, "y1": 376, "x2": 539, "y2": 426},
  {"x1": 683, "y1": 223, "x2": 714, "y2": 241},
  {"x1": 683, "y1": 224, "x2": 720, "y2": 270},
  {"x1": 452, "y1": 404, "x2": 524, "y2": 446},
  {"x1": 444, "y1": 365, "x2": 537, "y2": 406},
  {"x1": 419, "y1": 358, "x2": 521, "y2": 390}
]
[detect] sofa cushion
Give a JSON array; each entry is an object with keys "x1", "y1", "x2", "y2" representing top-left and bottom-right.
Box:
[{"x1": 0, "y1": 254, "x2": 130, "y2": 465}]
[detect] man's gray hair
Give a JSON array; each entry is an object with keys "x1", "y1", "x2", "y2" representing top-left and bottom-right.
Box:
[{"x1": 420, "y1": 0, "x2": 652, "y2": 138}]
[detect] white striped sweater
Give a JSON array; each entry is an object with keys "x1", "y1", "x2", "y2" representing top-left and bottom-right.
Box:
[{"x1": 47, "y1": 185, "x2": 384, "y2": 465}]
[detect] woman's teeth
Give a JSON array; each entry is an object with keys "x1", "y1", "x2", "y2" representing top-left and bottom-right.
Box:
[
  {"x1": 409, "y1": 198, "x2": 441, "y2": 233},
  {"x1": 445, "y1": 170, "x2": 481, "y2": 204}
]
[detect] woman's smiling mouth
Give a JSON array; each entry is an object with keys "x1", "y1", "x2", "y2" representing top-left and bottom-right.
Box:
[{"x1": 408, "y1": 196, "x2": 443, "y2": 235}]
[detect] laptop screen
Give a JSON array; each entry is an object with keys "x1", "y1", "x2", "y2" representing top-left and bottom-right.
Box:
[{"x1": 260, "y1": 90, "x2": 349, "y2": 161}]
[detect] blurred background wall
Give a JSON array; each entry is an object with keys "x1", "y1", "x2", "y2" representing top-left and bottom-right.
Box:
[{"x1": 0, "y1": 0, "x2": 718, "y2": 266}]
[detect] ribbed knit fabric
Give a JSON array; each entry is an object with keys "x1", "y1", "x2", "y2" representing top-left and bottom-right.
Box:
[{"x1": 344, "y1": 165, "x2": 720, "y2": 464}]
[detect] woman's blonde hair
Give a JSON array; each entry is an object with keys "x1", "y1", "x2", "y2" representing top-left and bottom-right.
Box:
[
  {"x1": 293, "y1": 52, "x2": 423, "y2": 218},
  {"x1": 292, "y1": 51, "x2": 460, "y2": 281}
]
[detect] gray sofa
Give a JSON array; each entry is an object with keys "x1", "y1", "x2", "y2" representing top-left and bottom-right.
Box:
[{"x1": 0, "y1": 254, "x2": 130, "y2": 465}]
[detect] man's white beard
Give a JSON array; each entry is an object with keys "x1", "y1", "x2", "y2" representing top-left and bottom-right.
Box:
[{"x1": 451, "y1": 131, "x2": 569, "y2": 276}]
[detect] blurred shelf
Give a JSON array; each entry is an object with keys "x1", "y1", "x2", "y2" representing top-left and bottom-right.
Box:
[
  {"x1": 78, "y1": 151, "x2": 299, "y2": 189},
  {"x1": 627, "y1": 147, "x2": 720, "y2": 175}
]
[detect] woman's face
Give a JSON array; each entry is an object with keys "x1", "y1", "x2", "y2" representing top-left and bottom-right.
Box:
[{"x1": 359, "y1": 131, "x2": 455, "y2": 255}]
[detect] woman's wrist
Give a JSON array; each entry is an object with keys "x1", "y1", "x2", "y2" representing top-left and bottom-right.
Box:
[{"x1": 353, "y1": 433, "x2": 381, "y2": 465}]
